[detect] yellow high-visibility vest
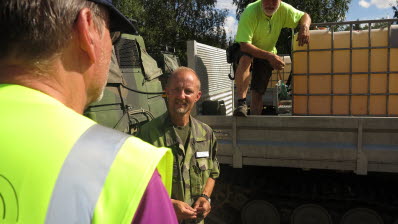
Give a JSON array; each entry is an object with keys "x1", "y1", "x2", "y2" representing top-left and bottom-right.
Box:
[{"x1": 0, "y1": 84, "x2": 173, "y2": 223}]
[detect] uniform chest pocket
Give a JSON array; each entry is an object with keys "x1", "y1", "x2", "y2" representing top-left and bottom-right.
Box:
[
  {"x1": 196, "y1": 158, "x2": 209, "y2": 171},
  {"x1": 191, "y1": 157, "x2": 210, "y2": 174}
]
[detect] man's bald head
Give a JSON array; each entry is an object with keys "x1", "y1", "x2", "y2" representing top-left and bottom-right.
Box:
[{"x1": 167, "y1": 67, "x2": 201, "y2": 91}]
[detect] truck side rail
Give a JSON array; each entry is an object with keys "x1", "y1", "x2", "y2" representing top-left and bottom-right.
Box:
[{"x1": 197, "y1": 115, "x2": 398, "y2": 175}]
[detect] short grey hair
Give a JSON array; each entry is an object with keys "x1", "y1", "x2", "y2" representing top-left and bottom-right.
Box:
[
  {"x1": 0, "y1": 0, "x2": 107, "y2": 68},
  {"x1": 167, "y1": 66, "x2": 201, "y2": 90}
]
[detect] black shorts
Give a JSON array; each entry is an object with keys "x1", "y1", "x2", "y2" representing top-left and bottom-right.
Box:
[{"x1": 236, "y1": 50, "x2": 273, "y2": 94}]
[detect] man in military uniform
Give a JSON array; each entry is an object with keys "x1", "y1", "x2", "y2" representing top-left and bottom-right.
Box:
[{"x1": 138, "y1": 67, "x2": 220, "y2": 223}]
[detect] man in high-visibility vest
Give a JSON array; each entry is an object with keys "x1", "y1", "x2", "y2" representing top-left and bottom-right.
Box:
[{"x1": 0, "y1": 0, "x2": 177, "y2": 223}]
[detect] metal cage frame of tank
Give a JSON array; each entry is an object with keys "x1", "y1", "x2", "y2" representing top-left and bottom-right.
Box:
[{"x1": 291, "y1": 19, "x2": 398, "y2": 116}]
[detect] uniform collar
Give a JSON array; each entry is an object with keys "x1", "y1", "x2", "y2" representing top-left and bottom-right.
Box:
[{"x1": 162, "y1": 113, "x2": 207, "y2": 147}]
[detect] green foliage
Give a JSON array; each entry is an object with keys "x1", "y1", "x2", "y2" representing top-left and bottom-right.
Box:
[
  {"x1": 391, "y1": 1, "x2": 397, "y2": 24},
  {"x1": 232, "y1": 0, "x2": 254, "y2": 20},
  {"x1": 113, "y1": 0, "x2": 228, "y2": 66},
  {"x1": 395, "y1": 6, "x2": 398, "y2": 18},
  {"x1": 113, "y1": 0, "x2": 144, "y2": 19},
  {"x1": 341, "y1": 20, "x2": 389, "y2": 32},
  {"x1": 353, "y1": 20, "x2": 361, "y2": 31},
  {"x1": 285, "y1": 0, "x2": 351, "y2": 23},
  {"x1": 362, "y1": 20, "x2": 390, "y2": 29},
  {"x1": 232, "y1": 0, "x2": 351, "y2": 54}
]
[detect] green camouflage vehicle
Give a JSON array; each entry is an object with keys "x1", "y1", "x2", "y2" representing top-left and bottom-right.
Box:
[
  {"x1": 84, "y1": 32, "x2": 177, "y2": 134},
  {"x1": 150, "y1": 49, "x2": 181, "y2": 88}
]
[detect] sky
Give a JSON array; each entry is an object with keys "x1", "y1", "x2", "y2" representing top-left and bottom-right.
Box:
[{"x1": 216, "y1": 0, "x2": 397, "y2": 40}]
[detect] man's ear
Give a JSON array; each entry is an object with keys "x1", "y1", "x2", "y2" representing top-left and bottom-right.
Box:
[
  {"x1": 74, "y1": 8, "x2": 97, "y2": 63},
  {"x1": 195, "y1": 90, "x2": 202, "y2": 102}
]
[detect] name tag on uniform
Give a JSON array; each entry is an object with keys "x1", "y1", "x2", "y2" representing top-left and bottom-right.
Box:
[{"x1": 196, "y1": 151, "x2": 209, "y2": 158}]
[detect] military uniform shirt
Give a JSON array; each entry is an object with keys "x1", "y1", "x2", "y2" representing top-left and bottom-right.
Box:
[{"x1": 137, "y1": 113, "x2": 220, "y2": 206}]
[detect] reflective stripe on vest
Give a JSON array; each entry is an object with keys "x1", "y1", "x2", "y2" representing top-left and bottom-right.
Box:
[{"x1": 45, "y1": 124, "x2": 129, "y2": 224}]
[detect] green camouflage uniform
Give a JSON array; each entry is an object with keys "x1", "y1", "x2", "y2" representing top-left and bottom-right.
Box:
[{"x1": 138, "y1": 113, "x2": 220, "y2": 223}]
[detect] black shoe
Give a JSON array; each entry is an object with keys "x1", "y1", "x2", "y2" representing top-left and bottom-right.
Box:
[{"x1": 233, "y1": 103, "x2": 248, "y2": 117}]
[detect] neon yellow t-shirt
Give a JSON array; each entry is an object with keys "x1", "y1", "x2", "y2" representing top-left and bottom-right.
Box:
[{"x1": 235, "y1": 1, "x2": 305, "y2": 54}]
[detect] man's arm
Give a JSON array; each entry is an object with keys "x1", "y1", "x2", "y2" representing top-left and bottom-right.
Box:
[
  {"x1": 240, "y1": 42, "x2": 285, "y2": 70},
  {"x1": 193, "y1": 177, "x2": 216, "y2": 218},
  {"x1": 201, "y1": 177, "x2": 216, "y2": 198},
  {"x1": 192, "y1": 128, "x2": 219, "y2": 219},
  {"x1": 297, "y1": 13, "x2": 311, "y2": 46}
]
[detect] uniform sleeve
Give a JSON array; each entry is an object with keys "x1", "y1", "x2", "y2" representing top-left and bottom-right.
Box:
[
  {"x1": 283, "y1": 3, "x2": 305, "y2": 28},
  {"x1": 136, "y1": 123, "x2": 155, "y2": 145},
  {"x1": 235, "y1": 8, "x2": 255, "y2": 44},
  {"x1": 132, "y1": 170, "x2": 178, "y2": 224},
  {"x1": 209, "y1": 132, "x2": 220, "y2": 179}
]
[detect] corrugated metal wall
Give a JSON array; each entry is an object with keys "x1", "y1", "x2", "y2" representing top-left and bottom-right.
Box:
[{"x1": 187, "y1": 40, "x2": 234, "y2": 115}]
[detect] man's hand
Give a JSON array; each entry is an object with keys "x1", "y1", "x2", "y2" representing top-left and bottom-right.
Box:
[
  {"x1": 171, "y1": 199, "x2": 197, "y2": 221},
  {"x1": 240, "y1": 42, "x2": 284, "y2": 70},
  {"x1": 297, "y1": 24, "x2": 310, "y2": 46},
  {"x1": 193, "y1": 197, "x2": 212, "y2": 218},
  {"x1": 267, "y1": 53, "x2": 285, "y2": 70}
]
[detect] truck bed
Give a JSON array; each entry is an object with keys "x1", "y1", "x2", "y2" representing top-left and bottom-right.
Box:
[{"x1": 197, "y1": 115, "x2": 398, "y2": 175}]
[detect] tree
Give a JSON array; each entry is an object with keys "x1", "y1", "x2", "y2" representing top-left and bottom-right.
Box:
[
  {"x1": 113, "y1": 0, "x2": 144, "y2": 19},
  {"x1": 114, "y1": 0, "x2": 228, "y2": 66},
  {"x1": 232, "y1": 0, "x2": 351, "y2": 54},
  {"x1": 353, "y1": 19, "x2": 361, "y2": 31}
]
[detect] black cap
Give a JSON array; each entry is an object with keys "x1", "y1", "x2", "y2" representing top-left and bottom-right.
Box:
[{"x1": 88, "y1": 0, "x2": 137, "y2": 34}]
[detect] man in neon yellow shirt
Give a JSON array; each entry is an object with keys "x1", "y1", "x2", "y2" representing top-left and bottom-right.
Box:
[{"x1": 233, "y1": 0, "x2": 311, "y2": 116}]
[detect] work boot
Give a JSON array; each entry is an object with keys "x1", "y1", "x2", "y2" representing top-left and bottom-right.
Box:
[{"x1": 233, "y1": 102, "x2": 248, "y2": 117}]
